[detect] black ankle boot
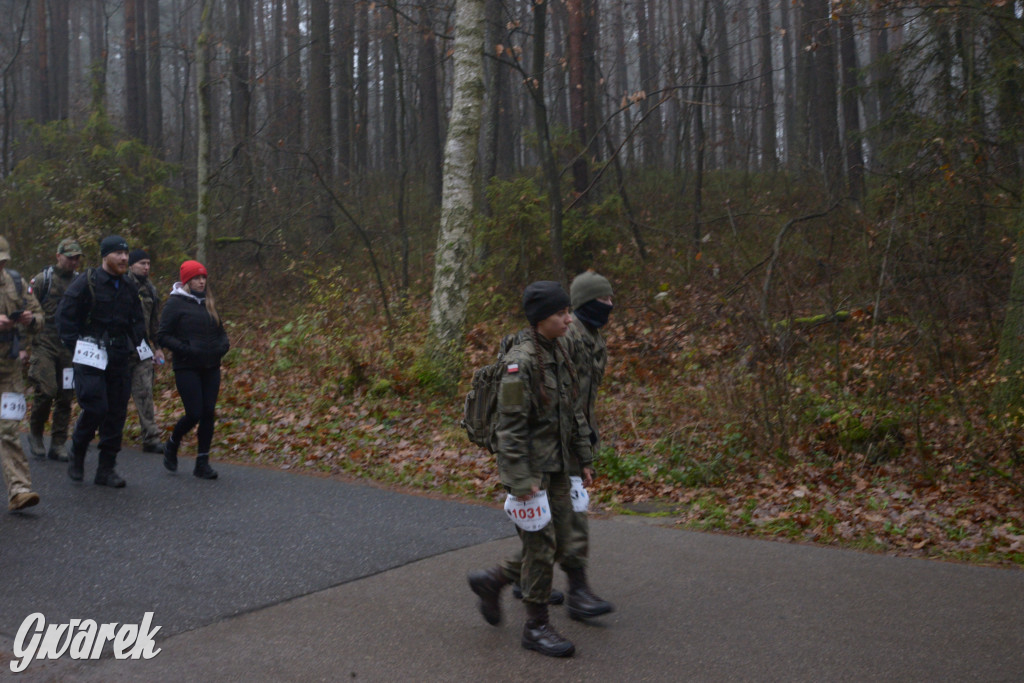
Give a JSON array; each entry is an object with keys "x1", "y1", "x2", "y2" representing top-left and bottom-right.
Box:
[
  {"x1": 67, "y1": 444, "x2": 86, "y2": 482},
  {"x1": 193, "y1": 454, "x2": 218, "y2": 479},
  {"x1": 565, "y1": 566, "x2": 614, "y2": 620},
  {"x1": 467, "y1": 566, "x2": 509, "y2": 625},
  {"x1": 163, "y1": 439, "x2": 179, "y2": 472},
  {"x1": 94, "y1": 452, "x2": 126, "y2": 488},
  {"x1": 521, "y1": 603, "x2": 575, "y2": 657}
]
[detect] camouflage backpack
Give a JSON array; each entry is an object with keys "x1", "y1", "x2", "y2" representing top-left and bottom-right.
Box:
[{"x1": 462, "y1": 334, "x2": 517, "y2": 453}]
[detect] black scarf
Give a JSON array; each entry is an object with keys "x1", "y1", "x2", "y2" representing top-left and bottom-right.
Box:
[{"x1": 574, "y1": 300, "x2": 613, "y2": 329}]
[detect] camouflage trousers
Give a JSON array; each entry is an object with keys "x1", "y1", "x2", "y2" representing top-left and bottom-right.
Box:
[
  {"x1": 27, "y1": 344, "x2": 74, "y2": 442},
  {"x1": 499, "y1": 471, "x2": 583, "y2": 605},
  {"x1": 129, "y1": 358, "x2": 161, "y2": 445},
  {"x1": 0, "y1": 360, "x2": 33, "y2": 503}
]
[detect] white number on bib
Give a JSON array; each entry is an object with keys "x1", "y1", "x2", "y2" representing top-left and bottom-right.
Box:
[
  {"x1": 0, "y1": 392, "x2": 26, "y2": 420},
  {"x1": 63, "y1": 367, "x2": 74, "y2": 390},
  {"x1": 570, "y1": 476, "x2": 590, "y2": 513},
  {"x1": 73, "y1": 339, "x2": 107, "y2": 370},
  {"x1": 503, "y1": 490, "x2": 552, "y2": 532},
  {"x1": 137, "y1": 339, "x2": 154, "y2": 361}
]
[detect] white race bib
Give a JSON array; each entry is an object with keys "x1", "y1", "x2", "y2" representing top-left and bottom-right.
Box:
[
  {"x1": 0, "y1": 392, "x2": 26, "y2": 421},
  {"x1": 503, "y1": 490, "x2": 551, "y2": 532},
  {"x1": 137, "y1": 339, "x2": 154, "y2": 361},
  {"x1": 570, "y1": 476, "x2": 590, "y2": 513},
  {"x1": 73, "y1": 339, "x2": 107, "y2": 370},
  {"x1": 63, "y1": 367, "x2": 74, "y2": 390}
]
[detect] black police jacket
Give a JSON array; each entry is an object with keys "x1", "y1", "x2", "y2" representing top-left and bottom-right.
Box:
[{"x1": 56, "y1": 267, "x2": 146, "y2": 360}]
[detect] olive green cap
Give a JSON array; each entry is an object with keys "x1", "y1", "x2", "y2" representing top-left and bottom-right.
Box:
[{"x1": 570, "y1": 271, "x2": 613, "y2": 309}]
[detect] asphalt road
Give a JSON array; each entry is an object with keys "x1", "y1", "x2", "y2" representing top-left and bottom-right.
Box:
[{"x1": 1, "y1": 443, "x2": 1022, "y2": 681}]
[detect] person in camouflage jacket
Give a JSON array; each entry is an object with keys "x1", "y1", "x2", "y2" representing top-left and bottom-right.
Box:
[
  {"x1": 561, "y1": 270, "x2": 617, "y2": 618},
  {"x1": 0, "y1": 236, "x2": 44, "y2": 510},
  {"x1": 467, "y1": 281, "x2": 593, "y2": 658},
  {"x1": 27, "y1": 238, "x2": 82, "y2": 462}
]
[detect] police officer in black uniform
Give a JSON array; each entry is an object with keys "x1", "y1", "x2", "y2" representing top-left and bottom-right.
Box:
[{"x1": 56, "y1": 235, "x2": 146, "y2": 488}]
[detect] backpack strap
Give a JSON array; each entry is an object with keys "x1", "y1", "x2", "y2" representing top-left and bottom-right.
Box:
[
  {"x1": 35, "y1": 266, "x2": 54, "y2": 305},
  {"x1": 6, "y1": 270, "x2": 24, "y2": 307}
]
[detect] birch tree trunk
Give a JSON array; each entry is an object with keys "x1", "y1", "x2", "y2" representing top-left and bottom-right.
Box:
[
  {"x1": 196, "y1": 0, "x2": 212, "y2": 264},
  {"x1": 427, "y1": 0, "x2": 485, "y2": 368}
]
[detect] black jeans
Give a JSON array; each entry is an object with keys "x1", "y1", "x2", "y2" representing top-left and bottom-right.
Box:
[
  {"x1": 71, "y1": 361, "x2": 132, "y2": 458},
  {"x1": 171, "y1": 366, "x2": 221, "y2": 455}
]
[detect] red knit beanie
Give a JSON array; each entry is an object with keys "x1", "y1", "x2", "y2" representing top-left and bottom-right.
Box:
[{"x1": 179, "y1": 260, "x2": 208, "y2": 284}]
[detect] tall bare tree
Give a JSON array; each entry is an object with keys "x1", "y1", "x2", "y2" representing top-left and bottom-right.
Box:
[
  {"x1": 50, "y1": 0, "x2": 69, "y2": 121},
  {"x1": 124, "y1": 0, "x2": 145, "y2": 140},
  {"x1": 757, "y1": 0, "x2": 776, "y2": 170},
  {"x1": 839, "y1": 8, "x2": 864, "y2": 201},
  {"x1": 146, "y1": 0, "x2": 163, "y2": 152},
  {"x1": 32, "y1": 0, "x2": 50, "y2": 123},
  {"x1": 333, "y1": 0, "x2": 354, "y2": 180},
  {"x1": 196, "y1": 0, "x2": 213, "y2": 263},
  {"x1": 418, "y1": 3, "x2": 443, "y2": 204},
  {"x1": 567, "y1": 0, "x2": 588, "y2": 195}
]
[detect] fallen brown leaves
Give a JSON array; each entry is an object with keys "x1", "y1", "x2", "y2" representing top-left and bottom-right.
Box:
[{"x1": 134, "y1": 284, "x2": 1024, "y2": 568}]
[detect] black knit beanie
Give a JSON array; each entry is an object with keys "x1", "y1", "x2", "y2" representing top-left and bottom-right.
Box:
[
  {"x1": 523, "y1": 280, "x2": 571, "y2": 326},
  {"x1": 100, "y1": 235, "x2": 129, "y2": 257},
  {"x1": 129, "y1": 248, "x2": 149, "y2": 265}
]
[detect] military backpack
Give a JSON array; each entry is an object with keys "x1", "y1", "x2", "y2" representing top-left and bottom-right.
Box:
[{"x1": 462, "y1": 334, "x2": 517, "y2": 453}]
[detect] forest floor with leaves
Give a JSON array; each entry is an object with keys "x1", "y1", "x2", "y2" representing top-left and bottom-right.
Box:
[{"x1": 136, "y1": 280, "x2": 1024, "y2": 569}]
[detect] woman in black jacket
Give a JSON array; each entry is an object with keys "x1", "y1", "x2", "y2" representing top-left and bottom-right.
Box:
[{"x1": 157, "y1": 260, "x2": 229, "y2": 479}]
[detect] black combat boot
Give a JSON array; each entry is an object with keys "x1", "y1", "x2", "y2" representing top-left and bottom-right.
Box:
[
  {"x1": 512, "y1": 584, "x2": 565, "y2": 605},
  {"x1": 94, "y1": 452, "x2": 126, "y2": 488},
  {"x1": 467, "y1": 566, "x2": 510, "y2": 625},
  {"x1": 193, "y1": 454, "x2": 218, "y2": 480},
  {"x1": 163, "y1": 438, "x2": 179, "y2": 472},
  {"x1": 565, "y1": 566, "x2": 614, "y2": 621},
  {"x1": 67, "y1": 443, "x2": 86, "y2": 482},
  {"x1": 521, "y1": 602, "x2": 575, "y2": 657}
]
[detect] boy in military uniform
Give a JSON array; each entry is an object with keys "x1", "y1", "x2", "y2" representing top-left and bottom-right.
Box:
[
  {"x1": 27, "y1": 237, "x2": 83, "y2": 462},
  {"x1": 468, "y1": 281, "x2": 594, "y2": 658},
  {"x1": 0, "y1": 236, "x2": 45, "y2": 510},
  {"x1": 561, "y1": 270, "x2": 616, "y2": 618},
  {"x1": 56, "y1": 235, "x2": 146, "y2": 488},
  {"x1": 125, "y1": 249, "x2": 165, "y2": 453}
]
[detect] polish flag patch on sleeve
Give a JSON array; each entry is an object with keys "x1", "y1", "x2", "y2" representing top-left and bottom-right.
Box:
[{"x1": 507, "y1": 362, "x2": 519, "y2": 373}]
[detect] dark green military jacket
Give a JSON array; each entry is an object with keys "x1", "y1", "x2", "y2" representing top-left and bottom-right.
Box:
[
  {"x1": 29, "y1": 265, "x2": 76, "y2": 356},
  {"x1": 495, "y1": 329, "x2": 593, "y2": 497},
  {"x1": 125, "y1": 271, "x2": 161, "y2": 348},
  {"x1": 566, "y1": 317, "x2": 607, "y2": 449}
]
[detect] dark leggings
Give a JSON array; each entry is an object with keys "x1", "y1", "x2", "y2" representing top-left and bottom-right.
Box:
[{"x1": 171, "y1": 367, "x2": 221, "y2": 455}]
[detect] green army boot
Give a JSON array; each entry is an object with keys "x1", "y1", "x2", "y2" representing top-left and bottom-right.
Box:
[
  {"x1": 521, "y1": 603, "x2": 575, "y2": 657},
  {"x1": 27, "y1": 401, "x2": 50, "y2": 458},
  {"x1": 46, "y1": 435, "x2": 68, "y2": 462},
  {"x1": 28, "y1": 406, "x2": 47, "y2": 459},
  {"x1": 28, "y1": 430, "x2": 45, "y2": 459}
]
